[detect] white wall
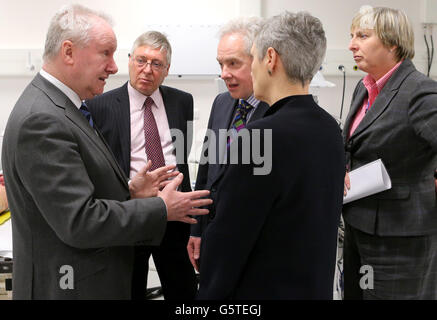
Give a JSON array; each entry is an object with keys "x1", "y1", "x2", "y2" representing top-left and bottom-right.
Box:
[
  {"x1": 1, "y1": 0, "x2": 436, "y2": 174},
  {"x1": 262, "y1": 0, "x2": 437, "y2": 122}
]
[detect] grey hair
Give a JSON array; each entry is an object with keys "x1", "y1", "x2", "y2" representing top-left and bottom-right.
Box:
[
  {"x1": 43, "y1": 4, "x2": 113, "y2": 62},
  {"x1": 130, "y1": 31, "x2": 172, "y2": 66},
  {"x1": 255, "y1": 11, "x2": 326, "y2": 86},
  {"x1": 218, "y1": 16, "x2": 264, "y2": 55}
]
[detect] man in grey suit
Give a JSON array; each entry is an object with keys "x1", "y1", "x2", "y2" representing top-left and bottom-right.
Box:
[
  {"x1": 1, "y1": 4, "x2": 211, "y2": 299},
  {"x1": 186, "y1": 17, "x2": 268, "y2": 271}
]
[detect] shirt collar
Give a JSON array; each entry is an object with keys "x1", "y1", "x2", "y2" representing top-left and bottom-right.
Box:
[
  {"x1": 39, "y1": 69, "x2": 82, "y2": 109},
  {"x1": 363, "y1": 60, "x2": 403, "y2": 94},
  {"x1": 240, "y1": 94, "x2": 261, "y2": 109},
  {"x1": 128, "y1": 81, "x2": 163, "y2": 110}
]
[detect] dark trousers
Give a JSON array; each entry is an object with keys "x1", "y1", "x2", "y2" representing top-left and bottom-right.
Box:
[
  {"x1": 344, "y1": 222, "x2": 437, "y2": 300},
  {"x1": 131, "y1": 222, "x2": 197, "y2": 300}
]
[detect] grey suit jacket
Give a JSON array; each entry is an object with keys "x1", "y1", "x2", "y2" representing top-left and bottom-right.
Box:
[
  {"x1": 1, "y1": 73, "x2": 167, "y2": 299},
  {"x1": 191, "y1": 92, "x2": 269, "y2": 237},
  {"x1": 343, "y1": 60, "x2": 437, "y2": 236}
]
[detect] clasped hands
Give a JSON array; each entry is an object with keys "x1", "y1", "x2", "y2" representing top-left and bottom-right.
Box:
[{"x1": 129, "y1": 160, "x2": 212, "y2": 224}]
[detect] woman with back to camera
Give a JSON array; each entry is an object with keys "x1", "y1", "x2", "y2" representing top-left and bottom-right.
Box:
[
  {"x1": 197, "y1": 11, "x2": 345, "y2": 299},
  {"x1": 343, "y1": 6, "x2": 437, "y2": 299}
]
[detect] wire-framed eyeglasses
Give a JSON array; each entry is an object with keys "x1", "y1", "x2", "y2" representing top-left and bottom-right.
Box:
[{"x1": 128, "y1": 54, "x2": 167, "y2": 71}]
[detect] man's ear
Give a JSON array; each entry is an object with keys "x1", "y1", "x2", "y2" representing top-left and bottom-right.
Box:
[
  {"x1": 61, "y1": 40, "x2": 74, "y2": 65},
  {"x1": 164, "y1": 63, "x2": 170, "y2": 77}
]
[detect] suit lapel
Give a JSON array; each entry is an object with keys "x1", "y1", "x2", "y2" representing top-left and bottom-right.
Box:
[
  {"x1": 224, "y1": 99, "x2": 238, "y2": 129},
  {"x1": 212, "y1": 97, "x2": 239, "y2": 185},
  {"x1": 350, "y1": 87, "x2": 397, "y2": 139},
  {"x1": 64, "y1": 104, "x2": 129, "y2": 188},
  {"x1": 117, "y1": 84, "x2": 132, "y2": 175},
  {"x1": 343, "y1": 84, "x2": 366, "y2": 141},
  {"x1": 33, "y1": 74, "x2": 128, "y2": 189},
  {"x1": 160, "y1": 86, "x2": 179, "y2": 130},
  {"x1": 348, "y1": 60, "x2": 416, "y2": 141},
  {"x1": 209, "y1": 94, "x2": 268, "y2": 188},
  {"x1": 213, "y1": 98, "x2": 269, "y2": 184},
  {"x1": 218, "y1": 97, "x2": 238, "y2": 167}
]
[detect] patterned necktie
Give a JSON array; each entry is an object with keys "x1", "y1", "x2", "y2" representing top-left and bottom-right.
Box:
[
  {"x1": 232, "y1": 100, "x2": 253, "y2": 132},
  {"x1": 143, "y1": 97, "x2": 165, "y2": 171},
  {"x1": 80, "y1": 102, "x2": 94, "y2": 128},
  {"x1": 227, "y1": 100, "x2": 253, "y2": 147}
]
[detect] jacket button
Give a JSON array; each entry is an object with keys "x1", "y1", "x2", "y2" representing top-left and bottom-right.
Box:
[{"x1": 209, "y1": 211, "x2": 215, "y2": 220}]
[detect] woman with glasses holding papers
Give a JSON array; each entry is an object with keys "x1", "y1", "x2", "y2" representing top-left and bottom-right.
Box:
[{"x1": 342, "y1": 6, "x2": 437, "y2": 300}]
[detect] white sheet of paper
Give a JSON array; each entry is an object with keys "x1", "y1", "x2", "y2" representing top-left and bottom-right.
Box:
[
  {"x1": 0, "y1": 218, "x2": 12, "y2": 258},
  {"x1": 343, "y1": 159, "x2": 392, "y2": 204}
]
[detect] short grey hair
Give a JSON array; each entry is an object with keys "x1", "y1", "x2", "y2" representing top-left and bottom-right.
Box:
[
  {"x1": 219, "y1": 16, "x2": 264, "y2": 55},
  {"x1": 43, "y1": 4, "x2": 113, "y2": 62},
  {"x1": 351, "y1": 5, "x2": 414, "y2": 61},
  {"x1": 255, "y1": 11, "x2": 326, "y2": 86},
  {"x1": 130, "y1": 31, "x2": 172, "y2": 66}
]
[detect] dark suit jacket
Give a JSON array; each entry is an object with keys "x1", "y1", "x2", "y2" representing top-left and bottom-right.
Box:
[
  {"x1": 86, "y1": 82, "x2": 193, "y2": 192},
  {"x1": 343, "y1": 60, "x2": 437, "y2": 236},
  {"x1": 191, "y1": 92, "x2": 269, "y2": 237},
  {"x1": 197, "y1": 95, "x2": 345, "y2": 299},
  {"x1": 1, "y1": 74, "x2": 167, "y2": 299}
]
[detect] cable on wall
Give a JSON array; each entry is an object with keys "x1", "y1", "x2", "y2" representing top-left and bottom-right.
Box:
[
  {"x1": 338, "y1": 65, "x2": 346, "y2": 127},
  {"x1": 424, "y1": 24, "x2": 435, "y2": 77}
]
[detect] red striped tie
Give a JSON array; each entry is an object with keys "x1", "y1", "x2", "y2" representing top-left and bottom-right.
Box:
[{"x1": 143, "y1": 97, "x2": 165, "y2": 171}]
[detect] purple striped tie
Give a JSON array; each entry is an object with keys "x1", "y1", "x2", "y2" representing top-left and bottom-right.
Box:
[{"x1": 143, "y1": 97, "x2": 165, "y2": 171}]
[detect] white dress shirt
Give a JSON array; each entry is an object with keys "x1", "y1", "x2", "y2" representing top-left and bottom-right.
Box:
[
  {"x1": 39, "y1": 69, "x2": 82, "y2": 109},
  {"x1": 128, "y1": 82, "x2": 177, "y2": 179}
]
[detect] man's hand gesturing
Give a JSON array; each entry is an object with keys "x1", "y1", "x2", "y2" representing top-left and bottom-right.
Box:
[
  {"x1": 159, "y1": 173, "x2": 212, "y2": 224},
  {"x1": 129, "y1": 161, "x2": 179, "y2": 199}
]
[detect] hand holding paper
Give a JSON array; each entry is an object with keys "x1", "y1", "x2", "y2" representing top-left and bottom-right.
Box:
[{"x1": 343, "y1": 159, "x2": 392, "y2": 204}]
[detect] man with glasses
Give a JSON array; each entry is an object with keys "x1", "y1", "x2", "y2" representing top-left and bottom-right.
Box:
[{"x1": 87, "y1": 31, "x2": 196, "y2": 300}]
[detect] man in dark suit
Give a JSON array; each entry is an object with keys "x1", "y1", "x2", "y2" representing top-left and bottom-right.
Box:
[
  {"x1": 197, "y1": 11, "x2": 345, "y2": 299},
  {"x1": 87, "y1": 31, "x2": 196, "y2": 300},
  {"x1": 1, "y1": 5, "x2": 210, "y2": 299},
  {"x1": 187, "y1": 18, "x2": 268, "y2": 272}
]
